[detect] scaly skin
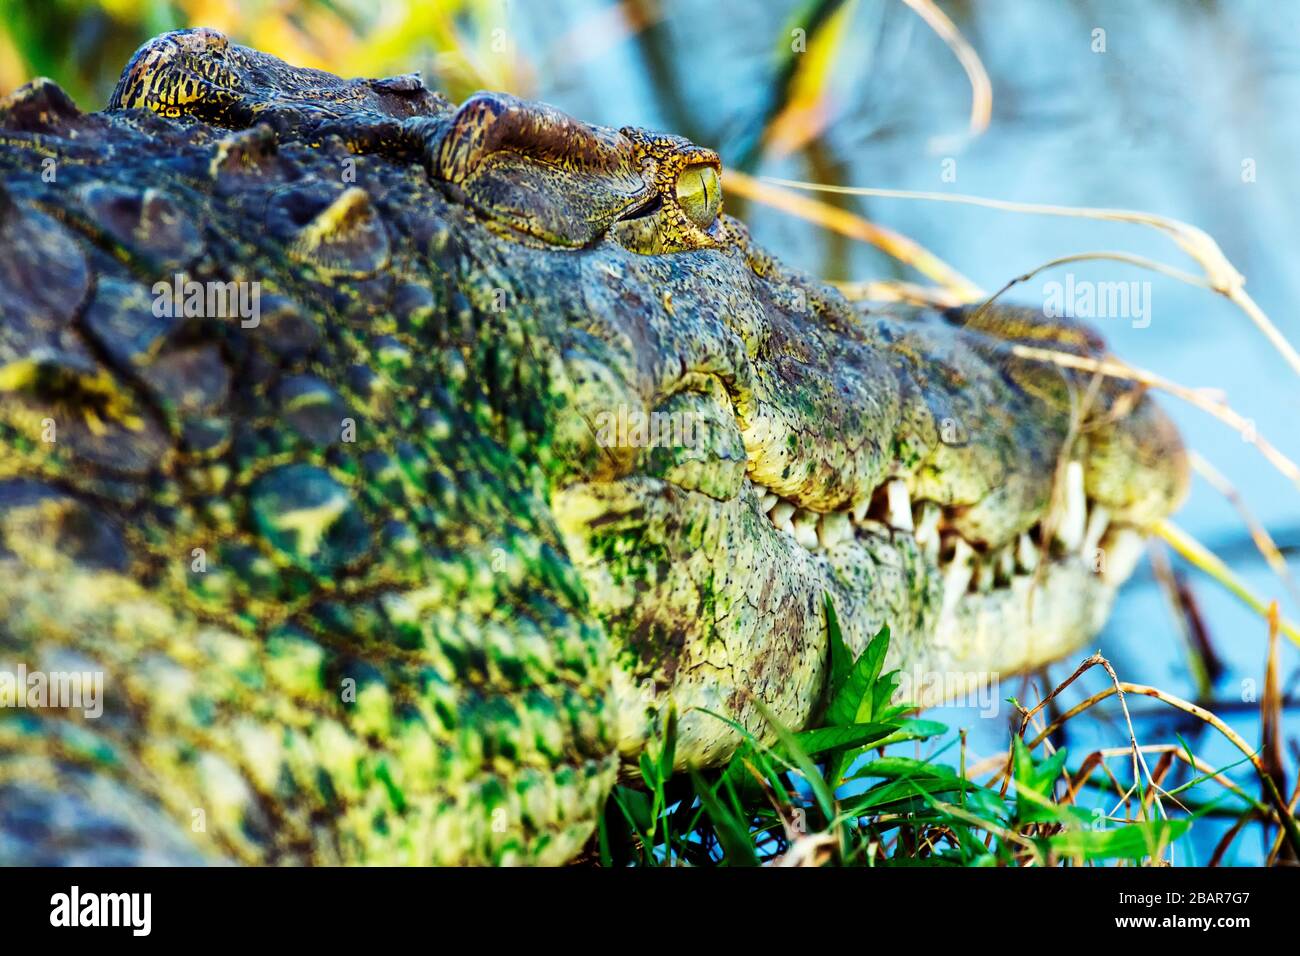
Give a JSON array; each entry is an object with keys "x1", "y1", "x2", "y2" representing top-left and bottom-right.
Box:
[{"x1": 0, "y1": 30, "x2": 1186, "y2": 865}]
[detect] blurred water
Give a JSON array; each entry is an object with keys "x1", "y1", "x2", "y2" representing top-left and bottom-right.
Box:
[{"x1": 514, "y1": 0, "x2": 1299, "y2": 864}]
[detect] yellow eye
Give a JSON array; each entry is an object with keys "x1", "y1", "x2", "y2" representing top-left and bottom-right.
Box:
[{"x1": 674, "y1": 164, "x2": 721, "y2": 230}]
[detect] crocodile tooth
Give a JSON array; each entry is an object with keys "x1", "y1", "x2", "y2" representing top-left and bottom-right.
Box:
[
  {"x1": 1016, "y1": 532, "x2": 1039, "y2": 572},
  {"x1": 1054, "y1": 461, "x2": 1086, "y2": 551},
  {"x1": 914, "y1": 502, "x2": 941, "y2": 563},
  {"x1": 817, "y1": 511, "x2": 852, "y2": 550},
  {"x1": 996, "y1": 545, "x2": 1016, "y2": 585},
  {"x1": 914, "y1": 502, "x2": 941, "y2": 545},
  {"x1": 759, "y1": 492, "x2": 778, "y2": 513},
  {"x1": 770, "y1": 502, "x2": 795, "y2": 536},
  {"x1": 851, "y1": 498, "x2": 870, "y2": 523},
  {"x1": 793, "y1": 509, "x2": 820, "y2": 550},
  {"x1": 1082, "y1": 504, "x2": 1110, "y2": 557},
  {"x1": 975, "y1": 556, "x2": 995, "y2": 593},
  {"x1": 940, "y1": 538, "x2": 976, "y2": 617},
  {"x1": 1101, "y1": 528, "x2": 1145, "y2": 584},
  {"x1": 886, "y1": 480, "x2": 913, "y2": 531}
]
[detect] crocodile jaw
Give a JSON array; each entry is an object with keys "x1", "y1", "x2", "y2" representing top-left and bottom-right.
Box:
[
  {"x1": 539, "y1": 233, "x2": 1184, "y2": 770},
  {"x1": 554, "y1": 470, "x2": 1142, "y2": 767}
]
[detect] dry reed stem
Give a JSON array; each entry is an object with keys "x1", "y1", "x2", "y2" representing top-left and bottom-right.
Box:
[
  {"x1": 722, "y1": 170, "x2": 983, "y2": 299},
  {"x1": 1016, "y1": 675, "x2": 1300, "y2": 857},
  {"x1": 899, "y1": 0, "x2": 992, "y2": 138},
  {"x1": 1190, "y1": 452, "x2": 1300, "y2": 611},
  {"x1": 755, "y1": 178, "x2": 1300, "y2": 377},
  {"x1": 1006, "y1": 344, "x2": 1300, "y2": 490},
  {"x1": 1157, "y1": 520, "x2": 1300, "y2": 647}
]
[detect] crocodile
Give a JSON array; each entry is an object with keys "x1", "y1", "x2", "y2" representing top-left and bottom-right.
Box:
[{"x1": 0, "y1": 29, "x2": 1187, "y2": 865}]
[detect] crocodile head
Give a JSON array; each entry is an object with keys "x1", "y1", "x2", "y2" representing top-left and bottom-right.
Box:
[
  {"x1": 0, "y1": 30, "x2": 1186, "y2": 863},
  {"x1": 358, "y1": 67, "x2": 1186, "y2": 766}
]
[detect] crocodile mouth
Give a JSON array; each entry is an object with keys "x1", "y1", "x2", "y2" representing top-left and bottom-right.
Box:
[
  {"x1": 747, "y1": 464, "x2": 1145, "y2": 617},
  {"x1": 550, "y1": 286, "x2": 1185, "y2": 767},
  {"x1": 555, "y1": 442, "x2": 1153, "y2": 764}
]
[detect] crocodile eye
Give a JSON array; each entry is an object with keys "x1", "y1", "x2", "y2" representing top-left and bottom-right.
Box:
[{"x1": 675, "y1": 164, "x2": 721, "y2": 230}]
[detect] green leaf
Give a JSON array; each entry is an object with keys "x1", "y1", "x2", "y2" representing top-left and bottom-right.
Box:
[
  {"x1": 817, "y1": 608, "x2": 905, "y2": 786},
  {"x1": 870, "y1": 669, "x2": 902, "y2": 722},
  {"x1": 1010, "y1": 737, "x2": 1071, "y2": 823},
  {"x1": 1011, "y1": 735, "x2": 1037, "y2": 792},
  {"x1": 690, "y1": 770, "x2": 760, "y2": 866},
  {"x1": 874, "y1": 718, "x2": 948, "y2": 745},
  {"x1": 827, "y1": 623, "x2": 892, "y2": 726},
  {"x1": 825, "y1": 593, "x2": 853, "y2": 702},
  {"x1": 791, "y1": 718, "x2": 945, "y2": 763},
  {"x1": 794, "y1": 721, "x2": 898, "y2": 756},
  {"x1": 1012, "y1": 736, "x2": 1068, "y2": 795},
  {"x1": 597, "y1": 810, "x2": 613, "y2": 867},
  {"x1": 849, "y1": 756, "x2": 963, "y2": 783},
  {"x1": 964, "y1": 787, "x2": 1012, "y2": 827},
  {"x1": 658, "y1": 706, "x2": 678, "y2": 782},
  {"x1": 753, "y1": 699, "x2": 839, "y2": 827},
  {"x1": 1047, "y1": 819, "x2": 1192, "y2": 861},
  {"x1": 639, "y1": 752, "x2": 659, "y2": 790},
  {"x1": 1034, "y1": 748, "x2": 1070, "y2": 794},
  {"x1": 613, "y1": 785, "x2": 654, "y2": 834},
  {"x1": 846, "y1": 777, "x2": 977, "y2": 815}
]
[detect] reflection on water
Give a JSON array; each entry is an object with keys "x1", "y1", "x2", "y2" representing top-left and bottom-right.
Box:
[{"x1": 517, "y1": 0, "x2": 1298, "y2": 864}]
